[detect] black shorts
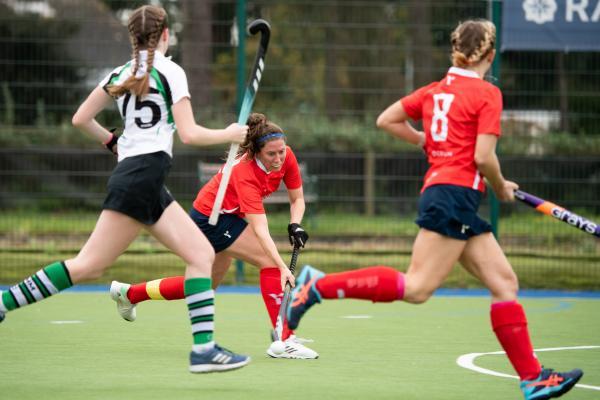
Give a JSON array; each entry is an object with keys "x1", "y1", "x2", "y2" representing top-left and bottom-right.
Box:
[
  {"x1": 415, "y1": 184, "x2": 492, "y2": 240},
  {"x1": 189, "y1": 208, "x2": 247, "y2": 253},
  {"x1": 102, "y1": 151, "x2": 174, "y2": 225}
]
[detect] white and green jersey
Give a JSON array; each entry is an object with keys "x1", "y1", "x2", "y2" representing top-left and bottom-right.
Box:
[{"x1": 100, "y1": 51, "x2": 190, "y2": 162}]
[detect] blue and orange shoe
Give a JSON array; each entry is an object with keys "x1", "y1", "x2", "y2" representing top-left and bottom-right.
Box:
[
  {"x1": 286, "y1": 265, "x2": 324, "y2": 330},
  {"x1": 520, "y1": 367, "x2": 583, "y2": 400}
]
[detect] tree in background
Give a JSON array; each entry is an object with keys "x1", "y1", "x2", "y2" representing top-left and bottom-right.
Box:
[
  {"x1": 1, "y1": 0, "x2": 598, "y2": 144},
  {"x1": 0, "y1": 2, "x2": 81, "y2": 126}
]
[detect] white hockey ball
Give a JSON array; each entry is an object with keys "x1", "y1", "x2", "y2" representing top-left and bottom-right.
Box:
[{"x1": 270, "y1": 340, "x2": 286, "y2": 355}]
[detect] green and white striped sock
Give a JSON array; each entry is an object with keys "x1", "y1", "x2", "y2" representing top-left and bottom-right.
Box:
[
  {"x1": 185, "y1": 277, "x2": 215, "y2": 353},
  {"x1": 0, "y1": 261, "x2": 72, "y2": 313}
]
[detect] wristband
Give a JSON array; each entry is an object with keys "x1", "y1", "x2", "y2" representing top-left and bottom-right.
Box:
[{"x1": 104, "y1": 129, "x2": 118, "y2": 153}]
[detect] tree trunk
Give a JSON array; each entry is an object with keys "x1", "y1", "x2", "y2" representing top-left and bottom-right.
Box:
[{"x1": 181, "y1": 0, "x2": 213, "y2": 114}]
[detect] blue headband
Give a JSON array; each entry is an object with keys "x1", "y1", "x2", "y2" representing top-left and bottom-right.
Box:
[{"x1": 256, "y1": 132, "x2": 285, "y2": 144}]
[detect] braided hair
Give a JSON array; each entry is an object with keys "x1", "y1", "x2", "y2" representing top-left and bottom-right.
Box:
[
  {"x1": 238, "y1": 113, "x2": 286, "y2": 159},
  {"x1": 107, "y1": 5, "x2": 168, "y2": 98},
  {"x1": 450, "y1": 19, "x2": 496, "y2": 68}
]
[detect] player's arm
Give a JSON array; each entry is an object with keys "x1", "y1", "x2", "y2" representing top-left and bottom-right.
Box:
[
  {"x1": 245, "y1": 213, "x2": 295, "y2": 288},
  {"x1": 376, "y1": 99, "x2": 425, "y2": 147},
  {"x1": 72, "y1": 86, "x2": 115, "y2": 145},
  {"x1": 287, "y1": 187, "x2": 305, "y2": 224},
  {"x1": 172, "y1": 97, "x2": 247, "y2": 146},
  {"x1": 474, "y1": 134, "x2": 518, "y2": 201},
  {"x1": 286, "y1": 186, "x2": 309, "y2": 248}
]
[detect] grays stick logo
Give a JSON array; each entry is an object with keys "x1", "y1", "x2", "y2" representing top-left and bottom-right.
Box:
[{"x1": 551, "y1": 207, "x2": 598, "y2": 234}]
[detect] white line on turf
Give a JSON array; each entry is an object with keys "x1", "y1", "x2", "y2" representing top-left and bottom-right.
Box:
[
  {"x1": 341, "y1": 315, "x2": 372, "y2": 319},
  {"x1": 50, "y1": 320, "x2": 83, "y2": 324},
  {"x1": 456, "y1": 345, "x2": 600, "y2": 391}
]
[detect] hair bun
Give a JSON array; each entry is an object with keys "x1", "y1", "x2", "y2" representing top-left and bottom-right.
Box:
[{"x1": 247, "y1": 112, "x2": 267, "y2": 127}]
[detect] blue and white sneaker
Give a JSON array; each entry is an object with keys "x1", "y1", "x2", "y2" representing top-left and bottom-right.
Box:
[
  {"x1": 286, "y1": 265, "x2": 324, "y2": 330},
  {"x1": 520, "y1": 367, "x2": 583, "y2": 400},
  {"x1": 189, "y1": 344, "x2": 250, "y2": 373}
]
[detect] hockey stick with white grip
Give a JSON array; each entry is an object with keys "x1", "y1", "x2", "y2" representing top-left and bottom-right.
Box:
[{"x1": 209, "y1": 19, "x2": 271, "y2": 225}]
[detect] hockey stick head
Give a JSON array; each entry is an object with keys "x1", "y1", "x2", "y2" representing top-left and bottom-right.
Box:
[{"x1": 247, "y1": 19, "x2": 271, "y2": 46}]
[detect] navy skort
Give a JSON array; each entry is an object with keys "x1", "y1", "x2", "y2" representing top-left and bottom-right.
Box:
[
  {"x1": 415, "y1": 184, "x2": 492, "y2": 240},
  {"x1": 189, "y1": 208, "x2": 247, "y2": 253}
]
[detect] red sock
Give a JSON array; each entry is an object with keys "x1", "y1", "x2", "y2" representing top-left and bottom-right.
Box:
[
  {"x1": 316, "y1": 266, "x2": 404, "y2": 302},
  {"x1": 260, "y1": 267, "x2": 293, "y2": 340},
  {"x1": 127, "y1": 276, "x2": 185, "y2": 304},
  {"x1": 490, "y1": 301, "x2": 541, "y2": 380}
]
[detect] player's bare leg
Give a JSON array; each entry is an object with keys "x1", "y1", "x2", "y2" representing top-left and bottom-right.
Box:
[
  {"x1": 0, "y1": 210, "x2": 140, "y2": 322},
  {"x1": 461, "y1": 233, "x2": 582, "y2": 399},
  {"x1": 403, "y1": 229, "x2": 466, "y2": 303},
  {"x1": 287, "y1": 229, "x2": 465, "y2": 329},
  {"x1": 149, "y1": 201, "x2": 250, "y2": 373}
]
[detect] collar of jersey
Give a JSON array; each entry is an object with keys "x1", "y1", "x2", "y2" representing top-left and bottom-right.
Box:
[
  {"x1": 448, "y1": 67, "x2": 480, "y2": 79},
  {"x1": 255, "y1": 158, "x2": 272, "y2": 174},
  {"x1": 154, "y1": 50, "x2": 172, "y2": 61}
]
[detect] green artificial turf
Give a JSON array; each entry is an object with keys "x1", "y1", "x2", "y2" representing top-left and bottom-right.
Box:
[{"x1": 0, "y1": 293, "x2": 598, "y2": 400}]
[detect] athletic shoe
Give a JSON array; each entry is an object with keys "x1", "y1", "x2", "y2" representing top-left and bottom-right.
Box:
[
  {"x1": 286, "y1": 265, "x2": 324, "y2": 330},
  {"x1": 109, "y1": 281, "x2": 136, "y2": 322},
  {"x1": 267, "y1": 335, "x2": 319, "y2": 359},
  {"x1": 520, "y1": 367, "x2": 583, "y2": 400},
  {"x1": 189, "y1": 344, "x2": 250, "y2": 373},
  {"x1": 289, "y1": 334, "x2": 314, "y2": 345}
]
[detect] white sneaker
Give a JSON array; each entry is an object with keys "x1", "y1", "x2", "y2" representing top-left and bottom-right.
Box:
[
  {"x1": 109, "y1": 281, "x2": 136, "y2": 322},
  {"x1": 288, "y1": 335, "x2": 314, "y2": 344},
  {"x1": 266, "y1": 335, "x2": 319, "y2": 359}
]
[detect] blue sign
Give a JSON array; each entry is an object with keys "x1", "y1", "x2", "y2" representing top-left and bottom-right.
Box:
[{"x1": 502, "y1": 0, "x2": 600, "y2": 52}]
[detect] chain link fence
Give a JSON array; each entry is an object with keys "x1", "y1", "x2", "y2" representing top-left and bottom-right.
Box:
[{"x1": 0, "y1": 0, "x2": 599, "y2": 289}]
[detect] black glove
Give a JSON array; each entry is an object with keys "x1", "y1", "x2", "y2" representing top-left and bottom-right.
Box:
[
  {"x1": 105, "y1": 128, "x2": 119, "y2": 154},
  {"x1": 288, "y1": 223, "x2": 309, "y2": 248}
]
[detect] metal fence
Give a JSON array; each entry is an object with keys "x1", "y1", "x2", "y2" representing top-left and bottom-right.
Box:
[
  {"x1": 0, "y1": 0, "x2": 599, "y2": 289},
  {"x1": 1, "y1": 148, "x2": 599, "y2": 289}
]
